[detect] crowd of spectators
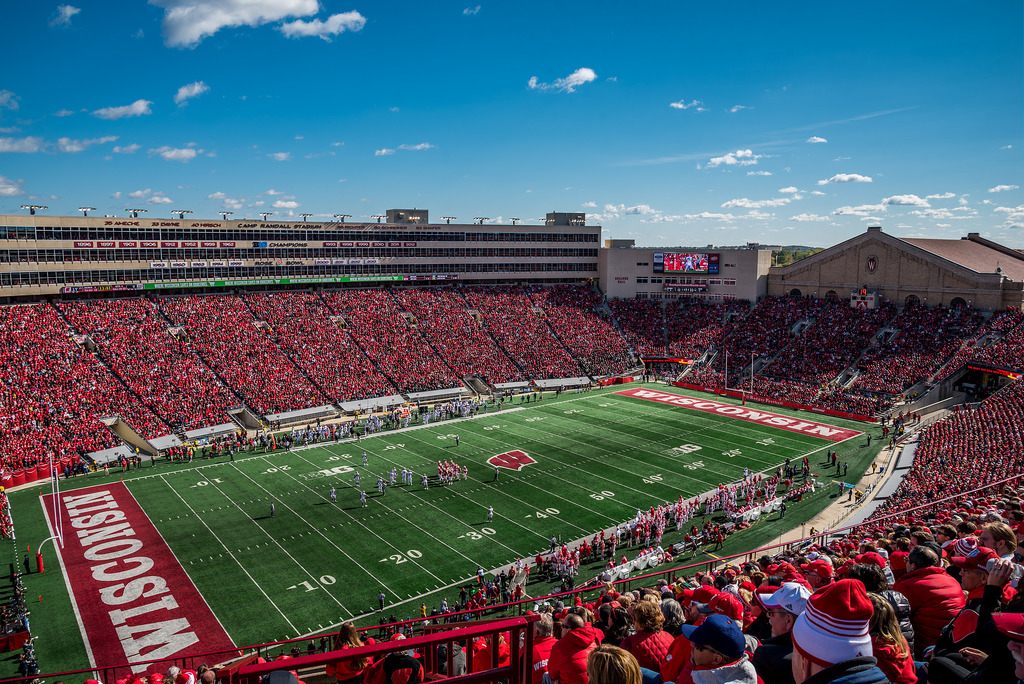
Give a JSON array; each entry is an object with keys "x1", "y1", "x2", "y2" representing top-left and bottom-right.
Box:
[
  {"x1": 390, "y1": 288, "x2": 524, "y2": 384},
  {"x1": 608, "y1": 298, "x2": 666, "y2": 357},
  {"x1": 0, "y1": 303, "x2": 162, "y2": 465},
  {"x1": 322, "y1": 289, "x2": 463, "y2": 393},
  {"x1": 608, "y1": 298, "x2": 748, "y2": 361},
  {"x1": 241, "y1": 292, "x2": 397, "y2": 402},
  {"x1": 876, "y1": 380, "x2": 1024, "y2": 518},
  {"x1": 766, "y1": 299, "x2": 896, "y2": 385},
  {"x1": 58, "y1": 298, "x2": 239, "y2": 433},
  {"x1": 853, "y1": 305, "x2": 986, "y2": 395},
  {"x1": 528, "y1": 285, "x2": 631, "y2": 377},
  {"x1": 462, "y1": 286, "x2": 584, "y2": 378},
  {"x1": 159, "y1": 294, "x2": 326, "y2": 415}
]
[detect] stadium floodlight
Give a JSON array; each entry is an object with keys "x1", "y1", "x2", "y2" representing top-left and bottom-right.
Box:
[
  {"x1": 370, "y1": 214, "x2": 386, "y2": 223},
  {"x1": 78, "y1": 207, "x2": 96, "y2": 217},
  {"x1": 334, "y1": 214, "x2": 352, "y2": 223},
  {"x1": 473, "y1": 217, "x2": 489, "y2": 225},
  {"x1": 440, "y1": 216, "x2": 457, "y2": 224},
  {"x1": 218, "y1": 211, "x2": 233, "y2": 221},
  {"x1": 172, "y1": 210, "x2": 193, "y2": 220},
  {"x1": 299, "y1": 213, "x2": 313, "y2": 222},
  {"x1": 510, "y1": 217, "x2": 520, "y2": 225},
  {"x1": 259, "y1": 212, "x2": 274, "y2": 221},
  {"x1": 126, "y1": 208, "x2": 148, "y2": 218},
  {"x1": 21, "y1": 205, "x2": 47, "y2": 215}
]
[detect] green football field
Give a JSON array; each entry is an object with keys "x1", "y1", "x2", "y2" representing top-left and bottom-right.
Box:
[{"x1": 1, "y1": 382, "x2": 882, "y2": 675}]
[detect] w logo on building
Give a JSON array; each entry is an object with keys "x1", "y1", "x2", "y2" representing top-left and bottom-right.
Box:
[{"x1": 487, "y1": 450, "x2": 536, "y2": 471}]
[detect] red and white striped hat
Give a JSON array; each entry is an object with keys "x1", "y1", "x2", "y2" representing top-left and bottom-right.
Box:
[{"x1": 792, "y1": 579, "x2": 873, "y2": 667}]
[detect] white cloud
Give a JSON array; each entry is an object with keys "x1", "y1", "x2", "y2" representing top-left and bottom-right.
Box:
[
  {"x1": 788, "y1": 213, "x2": 829, "y2": 222},
  {"x1": 817, "y1": 173, "x2": 873, "y2": 185},
  {"x1": 207, "y1": 191, "x2": 227, "y2": 200},
  {"x1": 174, "y1": 81, "x2": 209, "y2": 105},
  {"x1": 463, "y1": 5, "x2": 480, "y2": 14},
  {"x1": 93, "y1": 99, "x2": 153, "y2": 120},
  {"x1": 152, "y1": 0, "x2": 320, "y2": 47},
  {"x1": 110, "y1": 191, "x2": 122, "y2": 199},
  {"x1": 882, "y1": 194, "x2": 930, "y2": 207},
  {"x1": 581, "y1": 201, "x2": 597, "y2": 208},
  {"x1": 988, "y1": 184, "x2": 1019, "y2": 193},
  {"x1": 147, "y1": 194, "x2": 174, "y2": 204},
  {"x1": 833, "y1": 204, "x2": 885, "y2": 216},
  {"x1": 747, "y1": 170, "x2": 772, "y2": 176},
  {"x1": 0, "y1": 174, "x2": 25, "y2": 197},
  {"x1": 0, "y1": 90, "x2": 20, "y2": 111},
  {"x1": 268, "y1": 152, "x2": 291, "y2": 161},
  {"x1": 273, "y1": 200, "x2": 299, "y2": 209},
  {"x1": 113, "y1": 143, "x2": 141, "y2": 154},
  {"x1": 683, "y1": 212, "x2": 737, "y2": 221},
  {"x1": 375, "y1": 148, "x2": 395, "y2": 156},
  {"x1": 926, "y1": 192, "x2": 955, "y2": 199},
  {"x1": 669, "y1": 99, "x2": 706, "y2": 111},
  {"x1": 264, "y1": 189, "x2": 287, "y2": 195},
  {"x1": 54, "y1": 109, "x2": 74, "y2": 117},
  {"x1": 223, "y1": 197, "x2": 245, "y2": 210},
  {"x1": 994, "y1": 205, "x2": 1024, "y2": 221},
  {"x1": 389, "y1": 107, "x2": 399, "y2": 113},
  {"x1": 279, "y1": 11, "x2": 366, "y2": 40},
  {"x1": 150, "y1": 145, "x2": 199, "y2": 162},
  {"x1": 707, "y1": 149, "x2": 763, "y2": 168},
  {"x1": 398, "y1": 142, "x2": 435, "y2": 151},
  {"x1": 721, "y1": 197, "x2": 791, "y2": 209},
  {"x1": 729, "y1": 105, "x2": 751, "y2": 113},
  {"x1": 50, "y1": 4, "x2": 81, "y2": 27},
  {"x1": 778, "y1": 186, "x2": 799, "y2": 194},
  {"x1": 128, "y1": 188, "x2": 152, "y2": 199},
  {"x1": 805, "y1": 136, "x2": 828, "y2": 144},
  {"x1": 57, "y1": 135, "x2": 118, "y2": 153},
  {"x1": 1002, "y1": 145, "x2": 1013, "y2": 150},
  {"x1": 0, "y1": 136, "x2": 45, "y2": 153},
  {"x1": 528, "y1": 67, "x2": 597, "y2": 93},
  {"x1": 909, "y1": 208, "x2": 959, "y2": 220}
]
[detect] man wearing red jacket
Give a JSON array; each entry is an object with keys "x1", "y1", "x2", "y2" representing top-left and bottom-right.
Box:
[
  {"x1": 546, "y1": 613, "x2": 602, "y2": 684},
  {"x1": 892, "y1": 544, "x2": 966, "y2": 658}
]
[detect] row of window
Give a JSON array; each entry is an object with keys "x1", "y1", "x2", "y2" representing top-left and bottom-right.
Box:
[
  {"x1": 4, "y1": 226, "x2": 599, "y2": 243},
  {"x1": 0, "y1": 262, "x2": 598, "y2": 287},
  {"x1": 635, "y1": 277, "x2": 737, "y2": 285},
  {"x1": 0, "y1": 247, "x2": 599, "y2": 264}
]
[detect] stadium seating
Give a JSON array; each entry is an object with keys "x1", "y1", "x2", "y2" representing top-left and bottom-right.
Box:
[
  {"x1": 58, "y1": 298, "x2": 239, "y2": 432},
  {"x1": 527, "y1": 285, "x2": 631, "y2": 376},
  {"x1": 241, "y1": 291, "x2": 397, "y2": 401},
  {"x1": 321, "y1": 289, "x2": 463, "y2": 392},
  {"x1": 461, "y1": 286, "x2": 584, "y2": 379},
  {"x1": 158, "y1": 294, "x2": 327, "y2": 415},
  {"x1": 390, "y1": 288, "x2": 524, "y2": 384}
]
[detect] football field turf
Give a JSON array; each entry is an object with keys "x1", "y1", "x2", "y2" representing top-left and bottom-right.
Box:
[{"x1": 3, "y1": 382, "x2": 880, "y2": 674}]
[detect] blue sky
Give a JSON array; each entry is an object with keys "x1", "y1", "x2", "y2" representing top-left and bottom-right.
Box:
[{"x1": 1, "y1": 1, "x2": 1021, "y2": 247}]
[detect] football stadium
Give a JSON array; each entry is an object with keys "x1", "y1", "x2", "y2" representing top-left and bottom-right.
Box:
[{"x1": 0, "y1": 207, "x2": 1022, "y2": 684}]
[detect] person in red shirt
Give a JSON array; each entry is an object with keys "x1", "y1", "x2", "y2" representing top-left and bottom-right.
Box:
[
  {"x1": 531, "y1": 614, "x2": 558, "y2": 684},
  {"x1": 547, "y1": 613, "x2": 603, "y2": 684}
]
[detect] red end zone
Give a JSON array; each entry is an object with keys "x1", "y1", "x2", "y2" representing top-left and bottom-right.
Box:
[
  {"x1": 42, "y1": 482, "x2": 236, "y2": 673},
  {"x1": 614, "y1": 388, "x2": 862, "y2": 442}
]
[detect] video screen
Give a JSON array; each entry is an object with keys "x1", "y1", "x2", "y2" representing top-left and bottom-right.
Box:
[{"x1": 653, "y1": 252, "x2": 719, "y2": 274}]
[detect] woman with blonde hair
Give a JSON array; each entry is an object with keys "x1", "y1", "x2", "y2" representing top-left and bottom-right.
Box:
[
  {"x1": 618, "y1": 600, "x2": 673, "y2": 671},
  {"x1": 326, "y1": 622, "x2": 370, "y2": 684},
  {"x1": 587, "y1": 645, "x2": 642, "y2": 684},
  {"x1": 867, "y1": 593, "x2": 916, "y2": 684}
]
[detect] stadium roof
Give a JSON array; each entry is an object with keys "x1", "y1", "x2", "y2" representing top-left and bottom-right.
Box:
[{"x1": 902, "y1": 234, "x2": 1024, "y2": 281}]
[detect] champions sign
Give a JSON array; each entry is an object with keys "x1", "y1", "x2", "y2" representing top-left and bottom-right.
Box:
[
  {"x1": 614, "y1": 388, "x2": 862, "y2": 442},
  {"x1": 42, "y1": 483, "x2": 236, "y2": 673}
]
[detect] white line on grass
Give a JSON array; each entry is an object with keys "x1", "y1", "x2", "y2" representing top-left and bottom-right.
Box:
[
  {"x1": 231, "y1": 459, "x2": 441, "y2": 595},
  {"x1": 158, "y1": 473, "x2": 301, "y2": 633}
]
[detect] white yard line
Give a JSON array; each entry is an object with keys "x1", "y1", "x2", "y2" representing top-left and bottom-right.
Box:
[{"x1": 159, "y1": 474, "x2": 302, "y2": 633}]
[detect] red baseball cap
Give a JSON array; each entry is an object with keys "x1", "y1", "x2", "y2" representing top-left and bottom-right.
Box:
[
  {"x1": 855, "y1": 552, "x2": 887, "y2": 569},
  {"x1": 800, "y1": 559, "x2": 833, "y2": 580}
]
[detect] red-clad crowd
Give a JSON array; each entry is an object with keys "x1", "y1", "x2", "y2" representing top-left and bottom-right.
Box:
[
  {"x1": 241, "y1": 292, "x2": 397, "y2": 402},
  {"x1": 854, "y1": 305, "x2": 986, "y2": 395},
  {"x1": 391, "y1": 288, "x2": 524, "y2": 384},
  {"x1": 714, "y1": 296, "x2": 824, "y2": 383},
  {"x1": 767, "y1": 299, "x2": 896, "y2": 385},
  {"x1": 159, "y1": 294, "x2": 326, "y2": 415},
  {"x1": 58, "y1": 298, "x2": 238, "y2": 433},
  {"x1": 462, "y1": 285, "x2": 584, "y2": 378},
  {"x1": 0, "y1": 303, "x2": 161, "y2": 464},
  {"x1": 608, "y1": 298, "x2": 667, "y2": 357},
  {"x1": 609, "y1": 298, "x2": 747, "y2": 360},
  {"x1": 322, "y1": 289, "x2": 463, "y2": 393},
  {"x1": 528, "y1": 285, "x2": 631, "y2": 377}
]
